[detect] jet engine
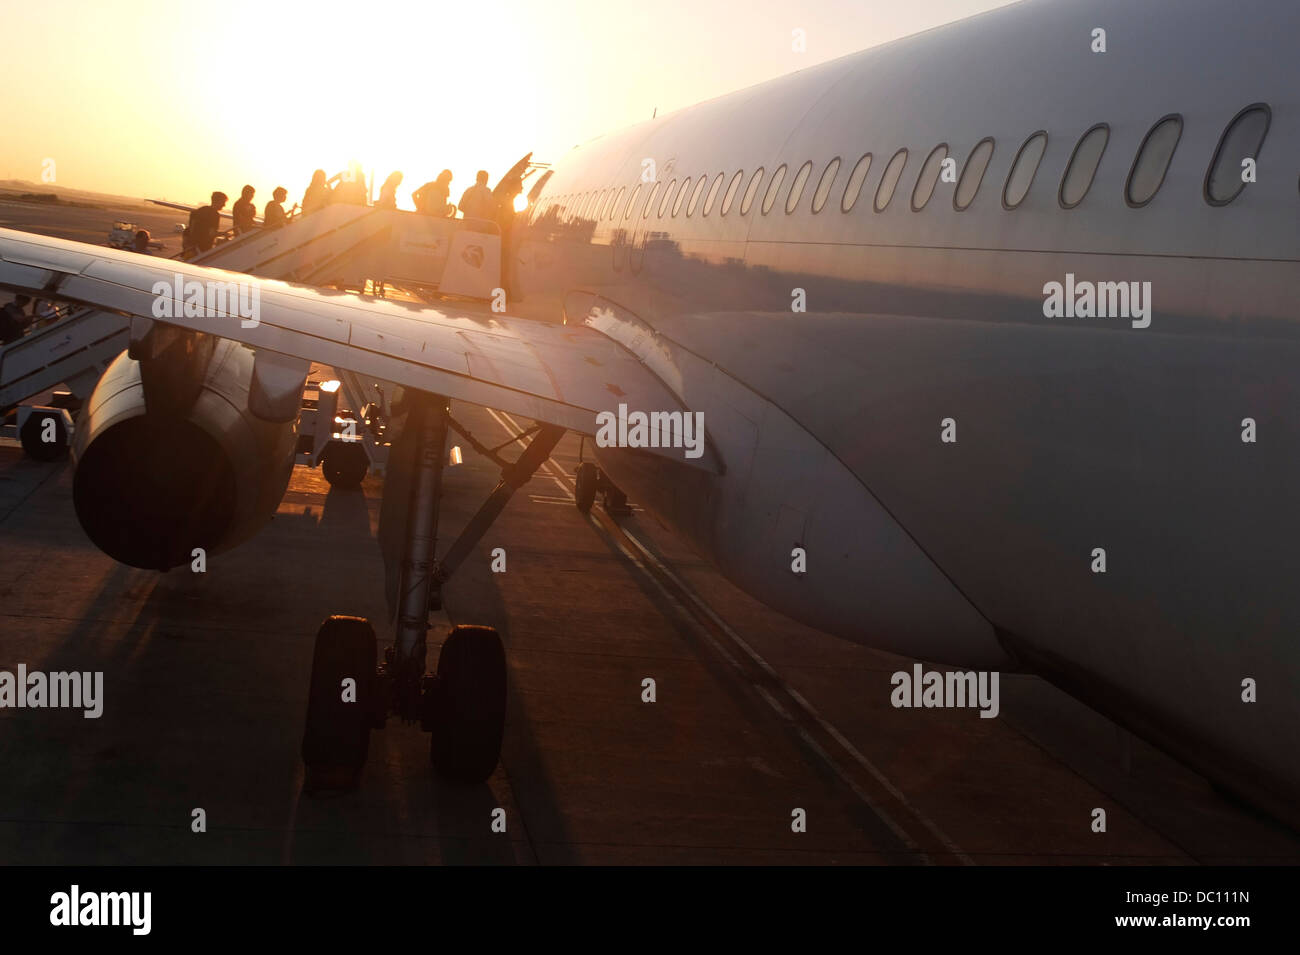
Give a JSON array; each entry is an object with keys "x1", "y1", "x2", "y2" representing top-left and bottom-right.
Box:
[{"x1": 71, "y1": 337, "x2": 299, "y2": 570}]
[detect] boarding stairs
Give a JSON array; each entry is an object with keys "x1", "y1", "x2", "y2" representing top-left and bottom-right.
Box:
[{"x1": 1, "y1": 206, "x2": 503, "y2": 417}]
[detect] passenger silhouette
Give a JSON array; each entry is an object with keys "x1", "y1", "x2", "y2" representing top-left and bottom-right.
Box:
[
  {"x1": 183, "y1": 191, "x2": 228, "y2": 255},
  {"x1": 413, "y1": 170, "x2": 453, "y2": 217},
  {"x1": 263, "y1": 187, "x2": 294, "y2": 229},
  {"x1": 0, "y1": 294, "x2": 32, "y2": 345},
  {"x1": 232, "y1": 185, "x2": 257, "y2": 234},
  {"x1": 458, "y1": 170, "x2": 497, "y2": 220},
  {"x1": 332, "y1": 164, "x2": 369, "y2": 206},
  {"x1": 377, "y1": 171, "x2": 403, "y2": 210},
  {"x1": 302, "y1": 170, "x2": 331, "y2": 216}
]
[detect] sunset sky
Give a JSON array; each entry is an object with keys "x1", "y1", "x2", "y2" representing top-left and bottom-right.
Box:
[{"x1": 0, "y1": 0, "x2": 1015, "y2": 210}]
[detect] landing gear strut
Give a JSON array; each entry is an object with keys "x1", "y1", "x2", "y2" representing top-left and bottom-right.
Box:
[
  {"x1": 301, "y1": 393, "x2": 564, "y2": 789},
  {"x1": 575, "y1": 443, "x2": 631, "y2": 516}
]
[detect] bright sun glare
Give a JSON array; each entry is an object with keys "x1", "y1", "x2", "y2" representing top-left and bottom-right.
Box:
[{"x1": 205, "y1": 1, "x2": 538, "y2": 211}]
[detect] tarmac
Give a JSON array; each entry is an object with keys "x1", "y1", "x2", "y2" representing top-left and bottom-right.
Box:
[{"x1": 2, "y1": 400, "x2": 1297, "y2": 864}]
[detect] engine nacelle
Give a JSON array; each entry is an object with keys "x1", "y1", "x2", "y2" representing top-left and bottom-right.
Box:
[{"x1": 72, "y1": 341, "x2": 299, "y2": 570}]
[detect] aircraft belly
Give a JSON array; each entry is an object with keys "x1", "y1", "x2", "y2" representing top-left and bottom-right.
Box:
[
  {"x1": 645, "y1": 307, "x2": 1300, "y2": 807},
  {"x1": 589, "y1": 334, "x2": 1009, "y2": 670}
]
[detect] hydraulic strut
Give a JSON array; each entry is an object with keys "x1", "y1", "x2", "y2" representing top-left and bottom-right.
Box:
[{"x1": 382, "y1": 392, "x2": 564, "y2": 722}]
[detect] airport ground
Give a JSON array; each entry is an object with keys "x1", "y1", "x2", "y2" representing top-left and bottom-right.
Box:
[{"x1": 1, "y1": 200, "x2": 1298, "y2": 865}]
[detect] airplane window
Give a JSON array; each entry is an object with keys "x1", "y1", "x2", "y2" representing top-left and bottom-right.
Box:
[
  {"x1": 1003, "y1": 131, "x2": 1047, "y2": 209},
  {"x1": 786, "y1": 161, "x2": 813, "y2": 213},
  {"x1": 624, "y1": 183, "x2": 642, "y2": 219},
  {"x1": 676, "y1": 178, "x2": 696, "y2": 216},
  {"x1": 912, "y1": 144, "x2": 948, "y2": 211},
  {"x1": 1059, "y1": 123, "x2": 1109, "y2": 208},
  {"x1": 740, "y1": 168, "x2": 765, "y2": 215},
  {"x1": 1205, "y1": 104, "x2": 1270, "y2": 205},
  {"x1": 840, "y1": 153, "x2": 873, "y2": 212},
  {"x1": 762, "y1": 164, "x2": 787, "y2": 214},
  {"x1": 659, "y1": 179, "x2": 678, "y2": 217},
  {"x1": 673, "y1": 177, "x2": 692, "y2": 217},
  {"x1": 954, "y1": 138, "x2": 994, "y2": 211},
  {"x1": 687, "y1": 175, "x2": 709, "y2": 216},
  {"x1": 642, "y1": 181, "x2": 661, "y2": 218},
  {"x1": 703, "y1": 173, "x2": 726, "y2": 215},
  {"x1": 811, "y1": 157, "x2": 841, "y2": 213},
  {"x1": 1126, "y1": 115, "x2": 1182, "y2": 207},
  {"x1": 612, "y1": 186, "x2": 627, "y2": 219},
  {"x1": 721, "y1": 170, "x2": 745, "y2": 215},
  {"x1": 602, "y1": 189, "x2": 617, "y2": 219},
  {"x1": 874, "y1": 149, "x2": 908, "y2": 211}
]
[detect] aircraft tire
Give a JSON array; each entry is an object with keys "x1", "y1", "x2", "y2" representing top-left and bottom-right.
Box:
[
  {"x1": 302, "y1": 615, "x2": 376, "y2": 791},
  {"x1": 428, "y1": 625, "x2": 506, "y2": 784},
  {"x1": 575, "y1": 462, "x2": 598, "y2": 512},
  {"x1": 322, "y1": 442, "x2": 368, "y2": 489}
]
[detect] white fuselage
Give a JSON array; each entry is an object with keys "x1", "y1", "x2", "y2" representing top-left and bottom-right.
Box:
[{"x1": 510, "y1": 0, "x2": 1300, "y2": 822}]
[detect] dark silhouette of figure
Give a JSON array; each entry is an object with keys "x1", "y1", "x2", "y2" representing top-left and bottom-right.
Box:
[
  {"x1": 332, "y1": 164, "x2": 368, "y2": 206},
  {"x1": 1, "y1": 294, "x2": 32, "y2": 345},
  {"x1": 413, "y1": 170, "x2": 453, "y2": 217},
  {"x1": 263, "y1": 187, "x2": 293, "y2": 229},
  {"x1": 183, "y1": 191, "x2": 228, "y2": 255},
  {"x1": 132, "y1": 229, "x2": 152, "y2": 253},
  {"x1": 232, "y1": 185, "x2": 257, "y2": 234},
  {"x1": 377, "y1": 171, "x2": 403, "y2": 210},
  {"x1": 302, "y1": 170, "x2": 331, "y2": 216},
  {"x1": 458, "y1": 170, "x2": 497, "y2": 220}
]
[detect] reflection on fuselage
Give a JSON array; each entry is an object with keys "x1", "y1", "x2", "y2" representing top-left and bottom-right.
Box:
[{"x1": 509, "y1": 0, "x2": 1300, "y2": 826}]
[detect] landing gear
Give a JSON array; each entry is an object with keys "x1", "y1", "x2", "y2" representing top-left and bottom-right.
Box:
[
  {"x1": 574, "y1": 459, "x2": 631, "y2": 517},
  {"x1": 321, "y1": 441, "x2": 368, "y2": 489},
  {"x1": 427, "y1": 625, "x2": 507, "y2": 783},
  {"x1": 300, "y1": 392, "x2": 563, "y2": 791},
  {"x1": 301, "y1": 615, "x2": 377, "y2": 791},
  {"x1": 575, "y1": 461, "x2": 598, "y2": 512}
]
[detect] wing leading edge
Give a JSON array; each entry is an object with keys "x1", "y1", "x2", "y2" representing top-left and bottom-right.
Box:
[{"x1": 0, "y1": 228, "x2": 720, "y2": 472}]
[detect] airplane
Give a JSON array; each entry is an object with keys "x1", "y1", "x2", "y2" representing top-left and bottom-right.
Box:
[{"x1": 1, "y1": 0, "x2": 1297, "y2": 827}]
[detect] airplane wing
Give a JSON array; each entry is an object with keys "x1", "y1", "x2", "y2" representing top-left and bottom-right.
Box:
[
  {"x1": 148, "y1": 198, "x2": 260, "y2": 225},
  {"x1": 0, "y1": 227, "x2": 718, "y2": 471}
]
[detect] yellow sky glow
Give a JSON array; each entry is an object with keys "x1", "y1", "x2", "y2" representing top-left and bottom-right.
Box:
[{"x1": 0, "y1": 0, "x2": 1016, "y2": 209}]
